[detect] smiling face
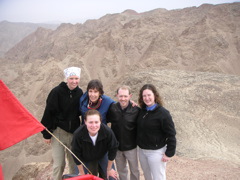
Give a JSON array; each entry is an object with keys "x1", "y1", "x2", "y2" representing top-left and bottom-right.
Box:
[
  {"x1": 85, "y1": 114, "x2": 101, "y2": 136},
  {"x1": 66, "y1": 75, "x2": 80, "y2": 90},
  {"x1": 88, "y1": 88, "x2": 101, "y2": 103},
  {"x1": 142, "y1": 89, "x2": 155, "y2": 107},
  {"x1": 117, "y1": 88, "x2": 132, "y2": 109}
]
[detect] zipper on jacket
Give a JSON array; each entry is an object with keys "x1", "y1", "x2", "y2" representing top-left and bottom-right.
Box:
[
  {"x1": 69, "y1": 90, "x2": 72, "y2": 131},
  {"x1": 143, "y1": 113, "x2": 148, "y2": 118}
]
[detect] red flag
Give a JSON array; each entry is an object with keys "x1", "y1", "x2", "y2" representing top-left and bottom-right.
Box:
[
  {"x1": 0, "y1": 80, "x2": 45, "y2": 150},
  {"x1": 0, "y1": 164, "x2": 3, "y2": 180},
  {"x1": 64, "y1": 174, "x2": 103, "y2": 180}
]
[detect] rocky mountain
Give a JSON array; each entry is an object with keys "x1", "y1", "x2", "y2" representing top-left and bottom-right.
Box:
[
  {"x1": 4, "y1": 3, "x2": 240, "y2": 76},
  {"x1": 0, "y1": 2, "x2": 239, "y2": 179},
  {"x1": 0, "y1": 21, "x2": 59, "y2": 57}
]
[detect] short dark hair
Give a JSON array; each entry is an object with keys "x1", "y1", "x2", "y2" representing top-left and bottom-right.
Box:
[
  {"x1": 138, "y1": 84, "x2": 163, "y2": 108},
  {"x1": 84, "y1": 109, "x2": 102, "y2": 122},
  {"x1": 87, "y1": 79, "x2": 104, "y2": 95}
]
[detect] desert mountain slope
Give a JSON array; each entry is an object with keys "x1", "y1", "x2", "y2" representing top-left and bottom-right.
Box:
[
  {"x1": 0, "y1": 21, "x2": 59, "y2": 57},
  {"x1": 119, "y1": 69, "x2": 240, "y2": 162},
  {"x1": 1, "y1": 69, "x2": 240, "y2": 180},
  {"x1": 4, "y1": 3, "x2": 240, "y2": 77},
  {"x1": 0, "y1": 2, "x2": 240, "y2": 180}
]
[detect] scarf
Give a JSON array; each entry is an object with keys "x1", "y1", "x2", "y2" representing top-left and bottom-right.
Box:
[{"x1": 88, "y1": 98, "x2": 102, "y2": 109}]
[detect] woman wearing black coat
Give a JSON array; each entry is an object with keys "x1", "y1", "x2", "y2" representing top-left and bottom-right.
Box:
[
  {"x1": 137, "y1": 84, "x2": 176, "y2": 180},
  {"x1": 72, "y1": 109, "x2": 119, "y2": 180}
]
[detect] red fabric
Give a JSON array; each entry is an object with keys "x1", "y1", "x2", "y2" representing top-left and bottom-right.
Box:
[
  {"x1": 0, "y1": 80, "x2": 45, "y2": 150},
  {"x1": 0, "y1": 164, "x2": 3, "y2": 180},
  {"x1": 64, "y1": 174, "x2": 103, "y2": 180}
]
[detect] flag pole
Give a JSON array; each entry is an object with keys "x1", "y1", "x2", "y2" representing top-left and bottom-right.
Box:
[{"x1": 44, "y1": 128, "x2": 92, "y2": 175}]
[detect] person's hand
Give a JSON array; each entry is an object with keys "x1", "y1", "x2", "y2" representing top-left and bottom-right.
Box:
[
  {"x1": 162, "y1": 154, "x2": 171, "y2": 162},
  {"x1": 78, "y1": 165, "x2": 85, "y2": 176},
  {"x1": 44, "y1": 139, "x2": 51, "y2": 145},
  {"x1": 107, "y1": 169, "x2": 118, "y2": 180},
  {"x1": 130, "y1": 100, "x2": 139, "y2": 107},
  {"x1": 78, "y1": 172, "x2": 85, "y2": 176}
]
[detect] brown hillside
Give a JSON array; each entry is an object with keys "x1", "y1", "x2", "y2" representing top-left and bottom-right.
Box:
[
  {"x1": 0, "y1": 21, "x2": 58, "y2": 57},
  {"x1": 4, "y1": 3, "x2": 240, "y2": 77},
  {"x1": 0, "y1": 2, "x2": 239, "y2": 180}
]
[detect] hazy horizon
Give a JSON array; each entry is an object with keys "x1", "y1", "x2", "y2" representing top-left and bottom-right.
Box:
[{"x1": 0, "y1": 0, "x2": 239, "y2": 24}]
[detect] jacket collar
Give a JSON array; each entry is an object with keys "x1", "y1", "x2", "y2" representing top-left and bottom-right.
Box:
[
  {"x1": 81, "y1": 124, "x2": 107, "y2": 142},
  {"x1": 116, "y1": 101, "x2": 132, "y2": 112},
  {"x1": 143, "y1": 103, "x2": 160, "y2": 111},
  {"x1": 59, "y1": 81, "x2": 79, "y2": 92}
]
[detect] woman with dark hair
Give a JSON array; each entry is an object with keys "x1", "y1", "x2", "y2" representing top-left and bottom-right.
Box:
[
  {"x1": 137, "y1": 84, "x2": 176, "y2": 180},
  {"x1": 72, "y1": 109, "x2": 118, "y2": 180},
  {"x1": 80, "y1": 79, "x2": 114, "y2": 125},
  {"x1": 78, "y1": 79, "x2": 117, "y2": 179}
]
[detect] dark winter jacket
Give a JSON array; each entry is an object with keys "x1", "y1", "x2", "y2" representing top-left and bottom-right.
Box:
[
  {"x1": 71, "y1": 123, "x2": 119, "y2": 165},
  {"x1": 107, "y1": 102, "x2": 140, "y2": 151},
  {"x1": 41, "y1": 82, "x2": 83, "y2": 139},
  {"x1": 137, "y1": 104, "x2": 176, "y2": 157}
]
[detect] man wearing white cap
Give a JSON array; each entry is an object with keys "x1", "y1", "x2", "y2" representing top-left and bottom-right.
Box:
[{"x1": 41, "y1": 67, "x2": 83, "y2": 180}]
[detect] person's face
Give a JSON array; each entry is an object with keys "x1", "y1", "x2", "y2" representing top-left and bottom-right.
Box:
[
  {"x1": 142, "y1": 89, "x2": 155, "y2": 107},
  {"x1": 117, "y1": 88, "x2": 132, "y2": 109},
  {"x1": 85, "y1": 114, "x2": 101, "y2": 136},
  {"x1": 67, "y1": 76, "x2": 80, "y2": 90},
  {"x1": 88, "y1": 88, "x2": 100, "y2": 103}
]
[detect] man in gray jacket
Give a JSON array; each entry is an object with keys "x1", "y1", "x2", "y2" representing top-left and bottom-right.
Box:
[{"x1": 107, "y1": 85, "x2": 140, "y2": 180}]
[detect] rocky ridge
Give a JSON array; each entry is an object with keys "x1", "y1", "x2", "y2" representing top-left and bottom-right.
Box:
[
  {"x1": 0, "y1": 21, "x2": 59, "y2": 57},
  {"x1": 0, "y1": 2, "x2": 239, "y2": 179}
]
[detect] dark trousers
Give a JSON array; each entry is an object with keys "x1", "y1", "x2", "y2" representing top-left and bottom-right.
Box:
[{"x1": 75, "y1": 153, "x2": 115, "y2": 180}]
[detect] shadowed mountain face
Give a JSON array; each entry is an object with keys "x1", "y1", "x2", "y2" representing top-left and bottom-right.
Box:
[{"x1": 0, "y1": 2, "x2": 239, "y2": 180}]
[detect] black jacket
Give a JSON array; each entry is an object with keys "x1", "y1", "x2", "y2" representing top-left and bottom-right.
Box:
[
  {"x1": 41, "y1": 82, "x2": 83, "y2": 139},
  {"x1": 71, "y1": 123, "x2": 118, "y2": 165},
  {"x1": 107, "y1": 102, "x2": 140, "y2": 151},
  {"x1": 137, "y1": 104, "x2": 176, "y2": 157}
]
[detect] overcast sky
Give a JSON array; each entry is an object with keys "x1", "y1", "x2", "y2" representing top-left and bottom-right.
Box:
[{"x1": 0, "y1": 0, "x2": 238, "y2": 24}]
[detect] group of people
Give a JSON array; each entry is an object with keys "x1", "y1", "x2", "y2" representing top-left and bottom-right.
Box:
[{"x1": 41, "y1": 67, "x2": 177, "y2": 180}]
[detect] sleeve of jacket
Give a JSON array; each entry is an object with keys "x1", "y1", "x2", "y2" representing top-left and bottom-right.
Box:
[
  {"x1": 162, "y1": 109, "x2": 177, "y2": 157},
  {"x1": 103, "y1": 97, "x2": 115, "y2": 124},
  {"x1": 71, "y1": 128, "x2": 83, "y2": 165},
  {"x1": 41, "y1": 88, "x2": 59, "y2": 139},
  {"x1": 106, "y1": 103, "x2": 114, "y2": 123},
  {"x1": 79, "y1": 92, "x2": 88, "y2": 125},
  {"x1": 107, "y1": 127, "x2": 119, "y2": 161}
]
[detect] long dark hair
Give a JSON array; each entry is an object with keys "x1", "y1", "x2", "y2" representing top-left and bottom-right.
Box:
[
  {"x1": 87, "y1": 79, "x2": 104, "y2": 95},
  {"x1": 138, "y1": 84, "x2": 163, "y2": 108}
]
